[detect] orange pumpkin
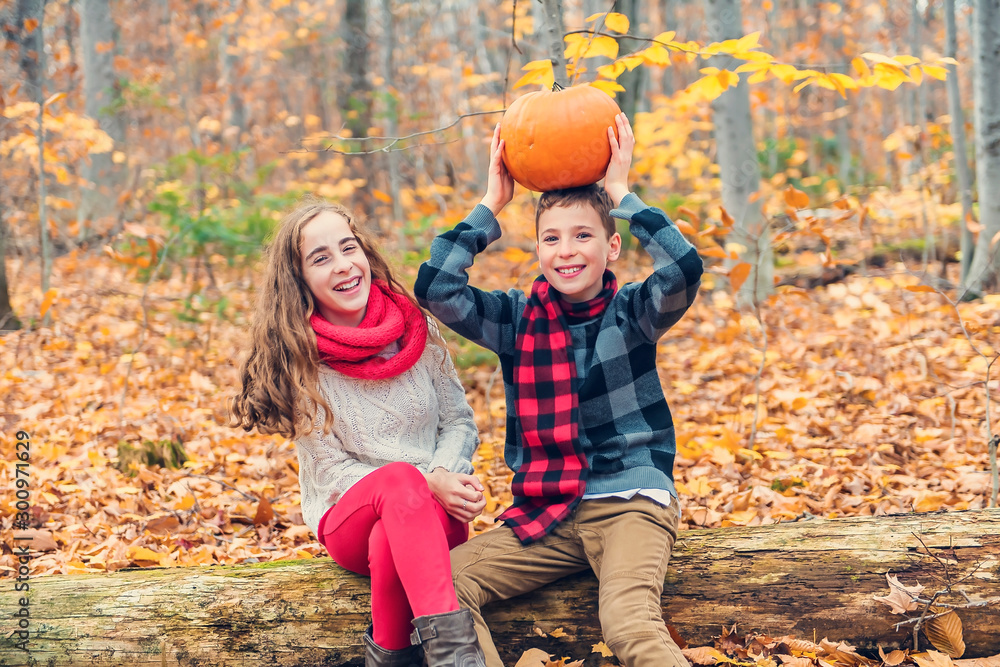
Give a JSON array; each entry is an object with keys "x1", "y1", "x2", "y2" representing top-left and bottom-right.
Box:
[{"x1": 500, "y1": 83, "x2": 622, "y2": 192}]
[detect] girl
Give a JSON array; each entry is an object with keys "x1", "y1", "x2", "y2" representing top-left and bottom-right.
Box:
[{"x1": 231, "y1": 198, "x2": 488, "y2": 667}]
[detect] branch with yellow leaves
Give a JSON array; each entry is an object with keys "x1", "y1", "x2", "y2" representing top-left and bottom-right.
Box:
[{"x1": 513, "y1": 12, "x2": 957, "y2": 102}]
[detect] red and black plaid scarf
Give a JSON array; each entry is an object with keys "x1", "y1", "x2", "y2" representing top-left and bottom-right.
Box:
[{"x1": 500, "y1": 270, "x2": 617, "y2": 543}]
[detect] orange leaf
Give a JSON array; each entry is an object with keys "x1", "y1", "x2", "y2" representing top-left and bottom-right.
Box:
[
  {"x1": 676, "y1": 206, "x2": 700, "y2": 225},
  {"x1": 729, "y1": 262, "x2": 752, "y2": 291},
  {"x1": 905, "y1": 285, "x2": 937, "y2": 293},
  {"x1": 254, "y1": 496, "x2": 275, "y2": 525},
  {"x1": 674, "y1": 219, "x2": 697, "y2": 236},
  {"x1": 699, "y1": 246, "x2": 728, "y2": 259},
  {"x1": 784, "y1": 186, "x2": 809, "y2": 209},
  {"x1": 924, "y1": 610, "x2": 966, "y2": 658},
  {"x1": 23, "y1": 18, "x2": 39, "y2": 33},
  {"x1": 719, "y1": 206, "x2": 735, "y2": 228},
  {"x1": 40, "y1": 288, "x2": 57, "y2": 319}
]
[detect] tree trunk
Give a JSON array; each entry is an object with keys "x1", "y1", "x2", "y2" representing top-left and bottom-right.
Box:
[
  {"x1": 219, "y1": 0, "x2": 246, "y2": 150},
  {"x1": 539, "y1": 0, "x2": 567, "y2": 85},
  {"x1": 5, "y1": 510, "x2": 999, "y2": 666},
  {"x1": 704, "y1": 0, "x2": 772, "y2": 306},
  {"x1": 340, "y1": 0, "x2": 375, "y2": 224},
  {"x1": 615, "y1": 0, "x2": 646, "y2": 121},
  {"x1": 0, "y1": 199, "x2": 20, "y2": 331},
  {"x1": 965, "y1": 0, "x2": 1000, "y2": 296},
  {"x1": 78, "y1": 0, "x2": 125, "y2": 242},
  {"x1": 945, "y1": 0, "x2": 976, "y2": 291}
]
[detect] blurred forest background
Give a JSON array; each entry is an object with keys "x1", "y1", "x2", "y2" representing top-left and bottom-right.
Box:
[{"x1": 0, "y1": 0, "x2": 998, "y2": 609}]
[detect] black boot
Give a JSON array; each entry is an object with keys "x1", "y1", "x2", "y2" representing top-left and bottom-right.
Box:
[
  {"x1": 409, "y1": 609, "x2": 487, "y2": 667},
  {"x1": 364, "y1": 627, "x2": 424, "y2": 667}
]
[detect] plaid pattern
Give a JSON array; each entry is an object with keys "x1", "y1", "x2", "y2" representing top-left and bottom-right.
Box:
[
  {"x1": 501, "y1": 273, "x2": 617, "y2": 543},
  {"x1": 415, "y1": 194, "x2": 704, "y2": 543}
]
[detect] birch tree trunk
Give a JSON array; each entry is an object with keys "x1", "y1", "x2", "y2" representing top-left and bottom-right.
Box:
[
  {"x1": 379, "y1": 0, "x2": 403, "y2": 241},
  {"x1": 341, "y1": 0, "x2": 375, "y2": 223},
  {"x1": 539, "y1": 0, "x2": 567, "y2": 85},
  {"x1": 945, "y1": 0, "x2": 976, "y2": 291},
  {"x1": 78, "y1": 0, "x2": 125, "y2": 242},
  {"x1": 704, "y1": 0, "x2": 772, "y2": 305},
  {"x1": 964, "y1": 0, "x2": 1000, "y2": 295}
]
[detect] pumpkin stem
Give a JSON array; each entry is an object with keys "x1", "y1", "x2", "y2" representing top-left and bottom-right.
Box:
[{"x1": 551, "y1": 81, "x2": 565, "y2": 92}]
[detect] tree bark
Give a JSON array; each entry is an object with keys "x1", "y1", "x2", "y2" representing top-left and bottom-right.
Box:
[
  {"x1": 704, "y1": 0, "x2": 772, "y2": 306},
  {"x1": 78, "y1": 0, "x2": 125, "y2": 241},
  {"x1": 965, "y1": 0, "x2": 1000, "y2": 295},
  {"x1": 340, "y1": 0, "x2": 375, "y2": 223},
  {"x1": 539, "y1": 0, "x2": 567, "y2": 85},
  {"x1": 4, "y1": 510, "x2": 999, "y2": 666},
  {"x1": 945, "y1": 0, "x2": 976, "y2": 291},
  {"x1": 0, "y1": 196, "x2": 20, "y2": 331}
]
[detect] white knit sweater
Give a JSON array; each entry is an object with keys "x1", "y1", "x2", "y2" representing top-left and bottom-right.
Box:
[{"x1": 294, "y1": 339, "x2": 480, "y2": 536}]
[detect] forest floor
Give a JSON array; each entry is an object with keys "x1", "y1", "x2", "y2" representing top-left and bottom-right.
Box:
[{"x1": 0, "y1": 239, "x2": 997, "y2": 666}]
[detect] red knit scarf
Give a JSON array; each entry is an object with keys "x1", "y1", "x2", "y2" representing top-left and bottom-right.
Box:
[
  {"x1": 310, "y1": 280, "x2": 428, "y2": 380},
  {"x1": 501, "y1": 270, "x2": 617, "y2": 544}
]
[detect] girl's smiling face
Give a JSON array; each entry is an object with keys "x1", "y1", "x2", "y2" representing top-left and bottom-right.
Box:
[{"x1": 300, "y1": 211, "x2": 372, "y2": 327}]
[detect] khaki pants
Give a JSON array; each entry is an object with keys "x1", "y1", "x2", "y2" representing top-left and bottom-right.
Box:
[{"x1": 451, "y1": 496, "x2": 690, "y2": 667}]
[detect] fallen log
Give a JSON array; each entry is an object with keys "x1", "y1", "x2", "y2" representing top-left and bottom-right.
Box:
[{"x1": 2, "y1": 509, "x2": 998, "y2": 666}]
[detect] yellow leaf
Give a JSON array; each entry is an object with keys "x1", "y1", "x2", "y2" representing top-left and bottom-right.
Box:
[
  {"x1": 603, "y1": 12, "x2": 629, "y2": 33},
  {"x1": 893, "y1": 54, "x2": 921, "y2": 66},
  {"x1": 641, "y1": 45, "x2": 671, "y2": 66},
  {"x1": 589, "y1": 80, "x2": 625, "y2": 96},
  {"x1": 513, "y1": 65, "x2": 554, "y2": 91},
  {"x1": 770, "y1": 63, "x2": 801, "y2": 82},
  {"x1": 717, "y1": 69, "x2": 739, "y2": 89},
  {"x1": 592, "y1": 641, "x2": 615, "y2": 657},
  {"x1": 735, "y1": 31, "x2": 761, "y2": 53},
  {"x1": 830, "y1": 72, "x2": 858, "y2": 90},
  {"x1": 40, "y1": 288, "x2": 57, "y2": 319},
  {"x1": 582, "y1": 35, "x2": 619, "y2": 60},
  {"x1": 564, "y1": 34, "x2": 588, "y2": 60},
  {"x1": 549, "y1": 627, "x2": 567, "y2": 638},
  {"x1": 620, "y1": 55, "x2": 646, "y2": 71},
  {"x1": 921, "y1": 65, "x2": 949, "y2": 81},
  {"x1": 852, "y1": 57, "x2": 872, "y2": 78},
  {"x1": 521, "y1": 58, "x2": 556, "y2": 71},
  {"x1": 175, "y1": 494, "x2": 196, "y2": 510},
  {"x1": 127, "y1": 545, "x2": 165, "y2": 564},
  {"x1": 729, "y1": 262, "x2": 752, "y2": 291},
  {"x1": 597, "y1": 61, "x2": 627, "y2": 80},
  {"x1": 652, "y1": 31, "x2": 676, "y2": 44},
  {"x1": 909, "y1": 65, "x2": 923, "y2": 85}
]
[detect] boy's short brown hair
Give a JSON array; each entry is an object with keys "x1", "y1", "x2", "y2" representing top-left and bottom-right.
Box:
[{"x1": 535, "y1": 184, "x2": 616, "y2": 239}]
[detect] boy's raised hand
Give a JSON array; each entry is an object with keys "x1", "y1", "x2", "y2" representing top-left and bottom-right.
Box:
[
  {"x1": 604, "y1": 113, "x2": 634, "y2": 207},
  {"x1": 480, "y1": 122, "x2": 514, "y2": 217}
]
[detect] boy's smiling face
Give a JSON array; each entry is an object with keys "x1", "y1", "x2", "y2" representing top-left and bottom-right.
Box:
[{"x1": 536, "y1": 203, "x2": 621, "y2": 303}]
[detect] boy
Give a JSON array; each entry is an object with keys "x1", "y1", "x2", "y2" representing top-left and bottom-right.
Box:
[{"x1": 413, "y1": 114, "x2": 703, "y2": 667}]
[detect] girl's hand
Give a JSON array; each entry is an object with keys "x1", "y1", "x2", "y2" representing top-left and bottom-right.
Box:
[
  {"x1": 425, "y1": 469, "x2": 486, "y2": 523},
  {"x1": 604, "y1": 113, "x2": 634, "y2": 207},
  {"x1": 480, "y1": 123, "x2": 515, "y2": 216}
]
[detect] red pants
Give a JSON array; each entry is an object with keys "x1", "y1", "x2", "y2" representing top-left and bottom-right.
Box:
[{"x1": 318, "y1": 462, "x2": 469, "y2": 649}]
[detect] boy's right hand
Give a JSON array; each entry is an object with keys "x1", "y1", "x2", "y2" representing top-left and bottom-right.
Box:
[{"x1": 480, "y1": 123, "x2": 514, "y2": 217}]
